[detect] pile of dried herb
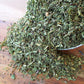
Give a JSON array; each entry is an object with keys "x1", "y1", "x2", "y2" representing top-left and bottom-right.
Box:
[{"x1": 0, "y1": 0, "x2": 84, "y2": 81}]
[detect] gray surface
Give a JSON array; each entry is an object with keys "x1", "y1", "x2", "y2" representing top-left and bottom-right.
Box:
[
  {"x1": 58, "y1": 44, "x2": 84, "y2": 50},
  {"x1": 0, "y1": 0, "x2": 27, "y2": 22},
  {"x1": 0, "y1": 0, "x2": 27, "y2": 12}
]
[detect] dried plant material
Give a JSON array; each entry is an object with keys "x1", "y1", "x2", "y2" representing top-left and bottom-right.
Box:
[
  {"x1": 0, "y1": 0, "x2": 84, "y2": 81},
  {"x1": 11, "y1": 74, "x2": 16, "y2": 80}
]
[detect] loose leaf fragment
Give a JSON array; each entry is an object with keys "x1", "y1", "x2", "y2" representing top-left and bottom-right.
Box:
[{"x1": 11, "y1": 74, "x2": 16, "y2": 80}]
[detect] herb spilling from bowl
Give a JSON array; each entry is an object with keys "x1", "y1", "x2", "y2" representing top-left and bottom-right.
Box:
[{"x1": 0, "y1": 0, "x2": 84, "y2": 81}]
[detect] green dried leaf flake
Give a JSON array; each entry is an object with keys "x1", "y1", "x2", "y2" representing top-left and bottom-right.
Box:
[{"x1": 11, "y1": 74, "x2": 15, "y2": 80}]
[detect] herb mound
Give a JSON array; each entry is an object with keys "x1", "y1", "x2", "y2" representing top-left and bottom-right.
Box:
[{"x1": 1, "y1": 0, "x2": 84, "y2": 81}]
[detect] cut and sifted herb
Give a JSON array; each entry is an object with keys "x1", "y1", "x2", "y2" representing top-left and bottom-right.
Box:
[{"x1": 0, "y1": 0, "x2": 84, "y2": 81}]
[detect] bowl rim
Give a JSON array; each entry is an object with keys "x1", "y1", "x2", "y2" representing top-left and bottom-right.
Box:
[{"x1": 58, "y1": 44, "x2": 84, "y2": 50}]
